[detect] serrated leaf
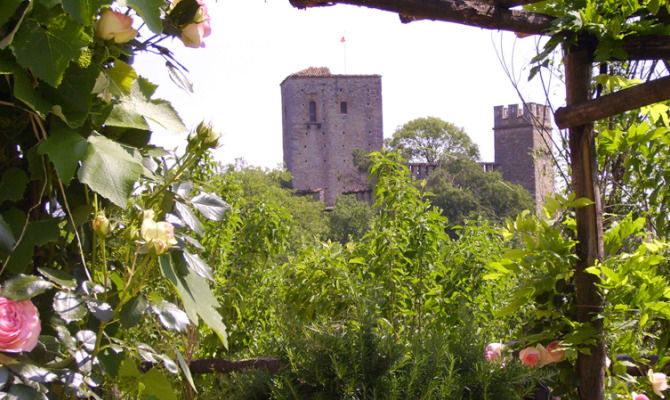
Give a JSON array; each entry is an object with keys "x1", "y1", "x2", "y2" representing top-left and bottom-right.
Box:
[
  {"x1": 53, "y1": 291, "x2": 87, "y2": 323},
  {"x1": 105, "y1": 77, "x2": 186, "y2": 133},
  {"x1": 182, "y1": 251, "x2": 213, "y2": 281},
  {"x1": 0, "y1": 215, "x2": 16, "y2": 252},
  {"x1": 78, "y1": 132, "x2": 144, "y2": 208},
  {"x1": 75, "y1": 330, "x2": 96, "y2": 352},
  {"x1": 10, "y1": 15, "x2": 90, "y2": 87},
  {"x1": 0, "y1": 167, "x2": 28, "y2": 205},
  {"x1": 1, "y1": 274, "x2": 53, "y2": 301},
  {"x1": 191, "y1": 193, "x2": 229, "y2": 221},
  {"x1": 37, "y1": 267, "x2": 77, "y2": 290},
  {"x1": 62, "y1": 0, "x2": 111, "y2": 25},
  {"x1": 152, "y1": 300, "x2": 190, "y2": 332},
  {"x1": 120, "y1": 295, "x2": 148, "y2": 328},
  {"x1": 127, "y1": 0, "x2": 164, "y2": 33},
  {"x1": 159, "y1": 254, "x2": 227, "y2": 347},
  {"x1": 174, "y1": 202, "x2": 204, "y2": 236},
  {"x1": 38, "y1": 124, "x2": 88, "y2": 184}
]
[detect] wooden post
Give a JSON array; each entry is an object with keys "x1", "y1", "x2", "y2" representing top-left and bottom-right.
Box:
[{"x1": 564, "y1": 46, "x2": 606, "y2": 400}]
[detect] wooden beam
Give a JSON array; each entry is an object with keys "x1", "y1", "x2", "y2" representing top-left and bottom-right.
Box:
[
  {"x1": 493, "y1": 0, "x2": 546, "y2": 8},
  {"x1": 555, "y1": 75, "x2": 670, "y2": 129},
  {"x1": 565, "y1": 46, "x2": 606, "y2": 400},
  {"x1": 289, "y1": 0, "x2": 554, "y2": 35},
  {"x1": 622, "y1": 35, "x2": 670, "y2": 60}
]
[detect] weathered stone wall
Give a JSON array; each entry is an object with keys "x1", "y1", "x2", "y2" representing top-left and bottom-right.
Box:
[
  {"x1": 493, "y1": 103, "x2": 554, "y2": 211},
  {"x1": 281, "y1": 70, "x2": 383, "y2": 206}
]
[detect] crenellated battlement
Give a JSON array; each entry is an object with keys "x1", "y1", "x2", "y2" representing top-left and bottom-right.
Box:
[{"x1": 494, "y1": 103, "x2": 552, "y2": 129}]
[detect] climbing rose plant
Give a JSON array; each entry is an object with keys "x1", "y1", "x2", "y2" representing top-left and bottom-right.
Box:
[{"x1": 0, "y1": 0, "x2": 228, "y2": 398}]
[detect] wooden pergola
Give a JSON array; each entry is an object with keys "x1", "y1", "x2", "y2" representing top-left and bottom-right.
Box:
[{"x1": 286, "y1": 1, "x2": 670, "y2": 399}]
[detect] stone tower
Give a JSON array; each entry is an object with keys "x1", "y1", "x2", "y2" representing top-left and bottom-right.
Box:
[
  {"x1": 493, "y1": 103, "x2": 554, "y2": 211},
  {"x1": 280, "y1": 67, "x2": 383, "y2": 207}
]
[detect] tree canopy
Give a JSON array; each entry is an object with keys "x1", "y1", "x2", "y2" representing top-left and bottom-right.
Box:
[{"x1": 385, "y1": 117, "x2": 480, "y2": 163}]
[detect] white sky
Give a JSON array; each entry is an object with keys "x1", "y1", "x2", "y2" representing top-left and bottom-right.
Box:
[{"x1": 133, "y1": 0, "x2": 565, "y2": 168}]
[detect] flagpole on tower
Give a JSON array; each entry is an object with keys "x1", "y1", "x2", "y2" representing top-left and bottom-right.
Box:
[{"x1": 340, "y1": 34, "x2": 346, "y2": 73}]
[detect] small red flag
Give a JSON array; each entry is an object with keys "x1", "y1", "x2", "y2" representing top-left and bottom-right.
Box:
[{"x1": 340, "y1": 36, "x2": 345, "y2": 43}]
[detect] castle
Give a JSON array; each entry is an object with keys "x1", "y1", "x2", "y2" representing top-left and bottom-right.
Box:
[{"x1": 280, "y1": 67, "x2": 554, "y2": 209}]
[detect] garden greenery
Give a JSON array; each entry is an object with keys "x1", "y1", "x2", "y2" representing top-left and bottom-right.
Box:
[{"x1": 0, "y1": 0, "x2": 669, "y2": 399}]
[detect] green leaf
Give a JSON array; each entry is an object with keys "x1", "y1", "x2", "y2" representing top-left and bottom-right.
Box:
[
  {"x1": 78, "y1": 132, "x2": 144, "y2": 208},
  {"x1": 1, "y1": 274, "x2": 53, "y2": 301},
  {"x1": 12, "y1": 66, "x2": 52, "y2": 117},
  {"x1": 42, "y1": 63, "x2": 99, "y2": 127},
  {"x1": 119, "y1": 358, "x2": 140, "y2": 378},
  {"x1": 0, "y1": 0, "x2": 23, "y2": 28},
  {"x1": 38, "y1": 124, "x2": 88, "y2": 183},
  {"x1": 105, "y1": 77, "x2": 186, "y2": 133},
  {"x1": 175, "y1": 349, "x2": 196, "y2": 392},
  {"x1": 0, "y1": 366, "x2": 8, "y2": 390},
  {"x1": 646, "y1": 301, "x2": 670, "y2": 318},
  {"x1": 0, "y1": 215, "x2": 15, "y2": 252},
  {"x1": 151, "y1": 300, "x2": 190, "y2": 332},
  {"x1": 191, "y1": 193, "x2": 229, "y2": 221},
  {"x1": 38, "y1": 267, "x2": 77, "y2": 290},
  {"x1": 0, "y1": 1, "x2": 30, "y2": 50},
  {"x1": 106, "y1": 59, "x2": 137, "y2": 95},
  {"x1": 4, "y1": 218, "x2": 60, "y2": 274},
  {"x1": 120, "y1": 295, "x2": 148, "y2": 328},
  {"x1": 159, "y1": 254, "x2": 228, "y2": 348},
  {"x1": 98, "y1": 348, "x2": 122, "y2": 378},
  {"x1": 127, "y1": 0, "x2": 163, "y2": 33},
  {"x1": 62, "y1": 0, "x2": 110, "y2": 25},
  {"x1": 174, "y1": 202, "x2": 204, "y2": 236},
  {"x1": 139, "y1": 368, "x2": 177, "y2": 400},
  {"x1": 0, "y1": 167, "x2": 28, "y2": 205},
  {"x1": 75, "y1": 330, "x2": 96, "y2": 352},
  {"x1": 53, "y1": 291, "x2": 87, "y2": 323},
  {"x1": 10, "y1": 15, "x2": 91, "y2": 87},
  {"x1": 570, "y1": 197, "x2": 595, "y2": 208},
  {"x1": 182, "y1": 251, "x2": 213, "y2": 281},
  {"x1": 86, "y1": 298, "x2": 113, "y2": 321}
]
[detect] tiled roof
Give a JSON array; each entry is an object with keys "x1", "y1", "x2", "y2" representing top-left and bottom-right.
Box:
[{"x1": 292, "y1": 67, "x2": 332, "y2": 77}]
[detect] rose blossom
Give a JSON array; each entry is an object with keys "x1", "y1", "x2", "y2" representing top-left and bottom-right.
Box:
[
  {"x1": 179, "y1": 0, "x2": 211, "y2": 48},
  {"x1": 0, "y1": 298, "x2": 41, "y2": 353},
  {"x1": 96, "y1": 9, "x2": 138, "y2": 44},
  {"x1": 632, "y1": 392, "x2": 650, "y2": 400},
  {"x1": 141, "y1": 212, "x2": 177, "y2": 255},
  {"x1": 519, "y1": 345, "x2": 546, "y2": 368},
  {"x1": 485, "y1": 342, "x2": 505, "y2": 362},
  {"x1": 648, "y1": 369, "x2": 669, "y2": 398},
  {"x1": 545, "y1": 340, "x2": 565, "y2": 364}
]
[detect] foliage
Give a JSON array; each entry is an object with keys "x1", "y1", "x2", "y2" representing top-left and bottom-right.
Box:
[
  {"x1": 426, "y1": 157, "x2": 534, "y2": 228},
  {"x1": 0, "y1": 0, "x2": 228, "y2": 398},
  {"x1": 384, "y1": 117, "x2": 479, "y2": 163},
  {"x1": 326, "y1": 195, "x2": 376, "y2": 244}
]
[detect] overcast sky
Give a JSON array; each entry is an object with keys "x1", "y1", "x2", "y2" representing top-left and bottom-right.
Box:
[{"x1": 133, "y1": 0, "x2": 565, "y2": 167}]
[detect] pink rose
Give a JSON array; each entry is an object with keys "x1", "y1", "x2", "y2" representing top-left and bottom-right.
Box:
[
  {"x1": 96, "y1": 9, "x2": 139, "y2": 44},
  {"x1": 545, "y1": 340, "x2": 565, "y2": 364},
  {"x1": 180, "y1": 0, "x2": 211, "y2": 48},
  {"x1": 632, "y1": 392, "x2": 650, "y2": 400},
  {"x1": 648, "y1": 369, "x2": 669, "y2": 398},
  {"x1": 0, "y1": 298, "x2": 41, "y2": 353},
  {"x1": 485, "y1": 342, "x2": 505, "y2": 361},
  {"x1": 519, "y1": 345, "x2": 545, "y2": 368}
]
